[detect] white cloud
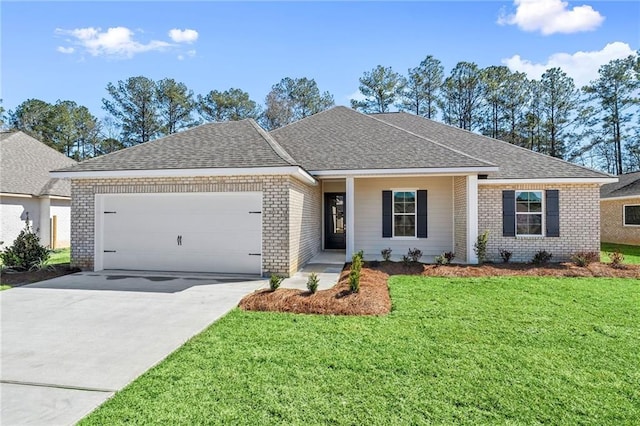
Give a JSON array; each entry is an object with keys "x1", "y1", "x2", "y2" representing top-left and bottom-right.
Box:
[
  {"x1": 348, "y1": 90, "x2": 366, "y2": 103},
  {"x1": 56, "y1": 26, "x2": 173, "y2": 58},
  {"x1": 56, "y1": 46, "x2": 75, "y2": 54},
  {"x1": 498, "y1": 0, "x2": 604, "y2": 35},
  {"x1": 168, "y1": 28, "x2": 198, "y2": 43},
  {"x1": 502, "y1": 42, "x2": 636, "y2": 87}
]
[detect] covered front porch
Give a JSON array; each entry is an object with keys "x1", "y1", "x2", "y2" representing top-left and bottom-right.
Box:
[{"x1": 318, "y1": 173, "x2": 481, "y2": 264}]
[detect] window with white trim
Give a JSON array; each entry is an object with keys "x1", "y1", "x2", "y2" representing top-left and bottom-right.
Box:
[
  {"x1": 516, "y1": 191, "x2": 543, "y2": 236},
  {"x1": 624, "y1": 205, "x2": 640, "y2": 226},
  {"x1": 393, "y1": 190, "x2": 416, "y2": 237}
]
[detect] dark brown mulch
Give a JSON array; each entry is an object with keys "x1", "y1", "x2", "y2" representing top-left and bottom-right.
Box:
[
  {"x1": 239, "y1": 266, "x2": 392, "y2": 316},
  {"x1": 239, "y1": 260, "x2": 639, "y2": 316},
  {"x1": 0, "y1": 264, "x2": 80, "y2": 287}
]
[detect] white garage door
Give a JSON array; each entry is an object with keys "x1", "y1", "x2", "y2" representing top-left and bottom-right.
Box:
[{"x1": 98, "y1": 192, "x2": 262, "y2": 274}]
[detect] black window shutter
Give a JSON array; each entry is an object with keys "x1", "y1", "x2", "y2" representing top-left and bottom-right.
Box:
[
  {"x1": 417, "y1": 190, "x2": 428, "y2": 238},
  {"x1": 382, "y1": 190, "x2": 392, "y2": 238},
  {"x1": 546, "y1": 190, "x2": 560, "y2": 237},
  {"x1": 502, "y1": 190, "x2": 516, "y2": 237}
]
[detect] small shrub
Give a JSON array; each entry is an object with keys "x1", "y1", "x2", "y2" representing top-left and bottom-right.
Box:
[
  {"x1": 407, "y1": 248, "x2": 423, "y2": 263},
  {"x1": 474, "y1": 230, "x2": 489, "y2": 263},
  {"x1": 435, "y1": 251, "x2": 455, "y2": 265},
  {"x1": 349, "y1": 251, "x2": 363, "y2": 293},
  {"x1": 499, "y1": 249, "x2": 512, "y2": 263},
  {"x1": 571, "y1": 251, "x2": 599, "y2": 267},
  {"x1": 531, "y1": 250, "x2": 552, "y2": 265},
  {"x1": 306, "y1": 272, "x2": 319, "y2": 294},
  {"x1": 381, "y1": 248, "x2": 392, "y2": 262},
  {"x1": 401, "y1": 255, "x2": 411, "y2": 266},
  {"x1": 269, "y1": 274, "x2": 284, "y2": 291},
  {"x1": 608, "y1": 251, "x2": 624, "y2": 268},
  {"x1": 0, "y1": 223, "x2": 50, "y2": 271}
]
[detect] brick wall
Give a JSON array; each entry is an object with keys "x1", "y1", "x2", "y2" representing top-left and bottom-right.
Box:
[
  {"x1": 70, "y1": 175, "x2": 309, "y2": 275},
  {"x1": 289, "y1": 179, "x2": 322, "y2": 275},
  {"x1": 601, "y1": 197, "x2": 640, "y2": 245},
  {"x1": 453, "y1": 176, "x2": 467, "y2": 262},
  {"x1": 478, "y1": 183, "x2": 600, "y2": 262}
]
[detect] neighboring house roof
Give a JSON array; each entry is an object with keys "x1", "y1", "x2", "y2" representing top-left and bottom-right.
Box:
[
  {"x1": 0, "y1": 131, "x2": 76, "y2": 197},
  {"x1": 54, "y1": 119, "x2": 297, "y2": 172},
  {"x1": 373, "y1": 111, "x2": 610, "y2": 180},
  {"x1": 600, "y1": 171, "x2": 640, "y2": 199},
  {"x1": 270, "y1": 106, "x2": 496, "y2": 171}
]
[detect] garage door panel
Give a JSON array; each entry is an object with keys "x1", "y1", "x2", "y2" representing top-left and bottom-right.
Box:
[{"x1": 99, "y1": 193, "x2": 262, "y2": 274}]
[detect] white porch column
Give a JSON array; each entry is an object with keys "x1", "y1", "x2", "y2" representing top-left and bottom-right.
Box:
[
  {"x1": 466, "y1": 175, "x2": 479, "y2": 264},
  {"x1": 39, "y1": 196, "x2": 51, "y2": 248},
  {"x1": 345, "y1": 177, "x2": 355, "y2": 261}
]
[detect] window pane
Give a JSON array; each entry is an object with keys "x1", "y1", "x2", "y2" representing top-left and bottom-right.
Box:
[
  {"x1": 516, "y1": 201, "x2": 529, "y2": 212},
  {"x1": 394, "y1": 202, "x2": 405, "y2": 213},
  {"x1": 404, "y1": 202, "x2": 415, "y2": 214},
  {"x1": 529, "y1": 214, "x2": 542, "y2": 235},
  {"x1": 625, "y1": 205, "x2": 640, "y2": 225},
  {"x1": 516, "y1": 193, "x2": 530, "y2": 202},
  {"x1": 529, "y1": 201, "x2": 542, "y2": 213},
  {"x1": 394, "y1": 214, "x2": 415, "y2": 236}
]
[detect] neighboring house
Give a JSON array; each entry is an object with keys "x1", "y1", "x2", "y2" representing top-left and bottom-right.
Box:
[
  {"x1": 600, "y1": 171, "x2": 640, "y2": 245},
  {"x1": 51, "y1": 107, "x2": 615, "y2": 276},
  {"x1": 1, "y1": 131, "x2": 76, "y2": 249}
]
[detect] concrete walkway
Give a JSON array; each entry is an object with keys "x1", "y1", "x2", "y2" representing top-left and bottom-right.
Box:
[
  {"x1": 280, "y1": 251, "x2": 345, "y2": 291},
  {"x1": 0, "y1": 271, "x2": 265, "y2": 425}
]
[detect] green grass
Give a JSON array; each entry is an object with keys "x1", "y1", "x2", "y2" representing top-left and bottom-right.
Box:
[
  {"x1": 0, "y1": 285, "x2": 11, "y2": 291},
  {"x1": 601, "y1": 242, "x2": 640, "y2": 264},
  {"x1": 80, "y1": 276, "x2": 639, "y2": 425},
  {"x1": 47, "y1": 248, "x2": 70, "y2": 265}
]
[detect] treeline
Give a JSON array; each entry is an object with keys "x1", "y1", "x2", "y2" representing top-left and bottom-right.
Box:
[{"x1": 2, "y1": 53, "x2": 639, "y2": 173}]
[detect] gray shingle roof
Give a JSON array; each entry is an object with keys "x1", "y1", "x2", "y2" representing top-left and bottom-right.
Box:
[
  {"x1": 0, "y1": 131, "x2": 76, "y2": 197},
  {"x1": 600, "y1": 172, "x2": 640, "y2": 198},
  {"x1": 373, "y1": 111, "x2": 610, "y2": 180},
  {"x1": 55, "y1": 119, "x2": 296, "y2": 173},
  {"x1": 270, "y1": 107, "x2": 495, "y2": 171}
]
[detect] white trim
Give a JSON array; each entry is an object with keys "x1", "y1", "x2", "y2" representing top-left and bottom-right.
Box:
[
  {"x1": 479, "y1": 177, "x2": 617, "y2": 185},
  {"x1": 310, "y1": 167, "x2": 498, "y2": 177},
  {"x1": 515, "y1": 190, "x2": 545, "y2": 237},
  {"x1": 94, "y1": 195, "x2": 104, "y2": 271},
  {"x1": 51, "y1": 166, "x2": 318, "y2": 186},
  {"x1": 391, "y1": 189, "x2": 418, "y2": 239},
  {"x1": 345, "y1": 177, "x2": 355, "y2": 261},
  {"x1": 0, "y1": 193, "x2": 34, "y2": 199},
  {"x1": 466, "y1": 175, "x2": 478, "y2": 264},
  {"x1": 601, "y1": 195, "x2": 640, "y2": 202},
  {"x1": 623, "y1": 204, "x2": 640, "y2": 227}
]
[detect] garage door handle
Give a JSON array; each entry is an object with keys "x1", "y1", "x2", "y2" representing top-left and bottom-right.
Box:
[
  {"x1": 248, "y1": 253, "x2": 261, "y2": 256},
  {"x1": 177, "y1": 235, "x2": 182, "y2": 246},
  {"x1": 104, "y1": 250, "x2": 116, "y2": 253}
]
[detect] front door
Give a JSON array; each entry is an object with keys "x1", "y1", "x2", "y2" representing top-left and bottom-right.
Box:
[{"x1": 324, "y1": 193, "x2": 346, "y2": 249}]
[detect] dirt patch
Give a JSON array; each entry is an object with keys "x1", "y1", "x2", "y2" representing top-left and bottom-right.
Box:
[
  {"x1": 239, "y1": 261, "x2": 639, "y2": 316},
  {"x1": 0, "y1": 264, "x2": 80, "y2": 287}
]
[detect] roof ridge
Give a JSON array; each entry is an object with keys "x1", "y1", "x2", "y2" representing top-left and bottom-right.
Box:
[
  {"x1": 393, "y1": 112, "x2": 612, "y2": 178},
  {"x1": 270, "y1": 106, "x2": 344, "y2": 134},
  {"x1": 364, "y1": 111, "x2": 497, "y2": 168},
  {"x1": 247, "y1": 119, "x2": 298, "y2": 166}
]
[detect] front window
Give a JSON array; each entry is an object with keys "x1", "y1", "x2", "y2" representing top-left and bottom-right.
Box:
[
  {"x1": 393, "y1": 190, "x2": 416, "y2": 237},
  {"x1": 624, "y1": 205, "x2": 640, "y2": 226},
  {"x1": 516, "y1": 191, "x2": 543, "y2": 236}
]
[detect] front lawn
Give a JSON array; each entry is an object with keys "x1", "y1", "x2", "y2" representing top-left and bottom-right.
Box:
[
  {"x1": 81, "y1": 276, "x2": 639, "y2": 425},
  {"x1": 601, "y1": 242, "x2": 640, "y2": 264},
  {"x1": 48, "y1": 247, "x2": 71, "y2": 265}
]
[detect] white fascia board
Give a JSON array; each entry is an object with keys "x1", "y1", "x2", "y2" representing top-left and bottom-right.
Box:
[
  {"x1": 51, "y1": 166, "x2": 318, "y2": 186},
  {"x1": 310, "y1": 166, "x2": 499, "y2": 178},
  {"x1": 479, "y1": 177, "x2": 618, "y2": 185},
  {"x1": 0, "y1": 192, "x2": 35, "y2": 199},
  {"x1": 600, "y1": 195, "x2": 640, "y2": 202}
]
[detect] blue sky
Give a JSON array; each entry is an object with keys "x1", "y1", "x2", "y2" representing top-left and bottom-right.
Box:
[{"x1": 2, "y1": 1, "x2": 638, "y2": 121}]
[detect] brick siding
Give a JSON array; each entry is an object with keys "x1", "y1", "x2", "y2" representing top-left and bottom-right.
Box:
[
  {"x1": 600, "y1": 197, "x2": 640, "y2": 245},
  {"x1": 478, "y1": 184, "x2": 600, "y2": 262},
  {"x1": 71, "y1": 175, "x2": 318, "y2": 276},
  {"x1": 453, "y1": 176, "x2": 467, "y2": 262}
]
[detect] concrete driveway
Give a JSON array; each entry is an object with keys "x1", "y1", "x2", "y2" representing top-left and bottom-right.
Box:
[{"x1": 0, "y1": 270, "x2": 265, "y2": 425}]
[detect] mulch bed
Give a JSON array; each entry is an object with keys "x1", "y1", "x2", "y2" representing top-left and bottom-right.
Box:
[
  {"x1": 0, "y1": 264, "x2": 80, "y2": 287},
  {"x1": 239, "y1": 261, "x2": 640, "y2": 316}
]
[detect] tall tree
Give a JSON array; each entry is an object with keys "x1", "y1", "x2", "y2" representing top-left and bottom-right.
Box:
[
  {"x1": 523, "y1": 80, "x2": 544, "y2": 152},
  {"x1": 156, "y1": 78, "x2": 196, "y2": 135},
  {"x1": 400, "y1": 56, "x2": 444, "y2": 118},
  {"x1": 102, "y1": 76, "x2": 161, "y2": 146},
  {"x1": 351, "y1": 65, "x2": 405, "y2": 113},
  {"x1": 480, "y1": 65, "x2": 511, "y2": 139},
  {"x1": 539, "y1": 67, "x2": 579, "y2": 159},
  {"x1": 501, "y1": 71, "x2": 530, "y2": 146},
  {"x1": 439, "y1": 61, "x2": 484, "y2": 131},
  {"x1": 263, "y1": 77, "x2": 334, "y2": 129},
  {"x1": 8, "y1": 99, "x2": 54, "y2": 145},
  {"x1": 198, "y1": 88, "x2": 260, "y2": 122},
  {"x1": 582, "y1": 55, "x2": 639, "y2": 174}
]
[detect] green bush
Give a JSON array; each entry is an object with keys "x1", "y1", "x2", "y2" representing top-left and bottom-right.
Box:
[
  {"x1": 306, "y1": 272, "x2": 319, "y2": 294},
  {"x1": 571, "y1": 251, "x2": 599, "y2": 267},
  {"x1": 0, "y1": 223, "x2": 50, "y2": 271},
  {"x1": 474, "y1": 230, "x2": 489, "y2": 263},
  {"x1": 269, "y1": 274, "x2": 284, "y2": 291},
  {"x1": 435, "y1": 251, "x2": 455, "y2": 265},
  {"x1": 499, "y1": 249, "x2": 512, "y2": 263},
  {"x1": 407, "y1": 248, "x2": 423, "y2": 263},
  {"x1": 381, "y1": 248, "x2": 392, "y2": 262},
  {"x1": 531, "y1": 250, "x2": 552, "y2": 265},
  {"x1": 608, "y1": 251, "x2": 624, "y2": 268},
  {"x1": 349, "y1": 251, "x2": 363, "y2": 293}
]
